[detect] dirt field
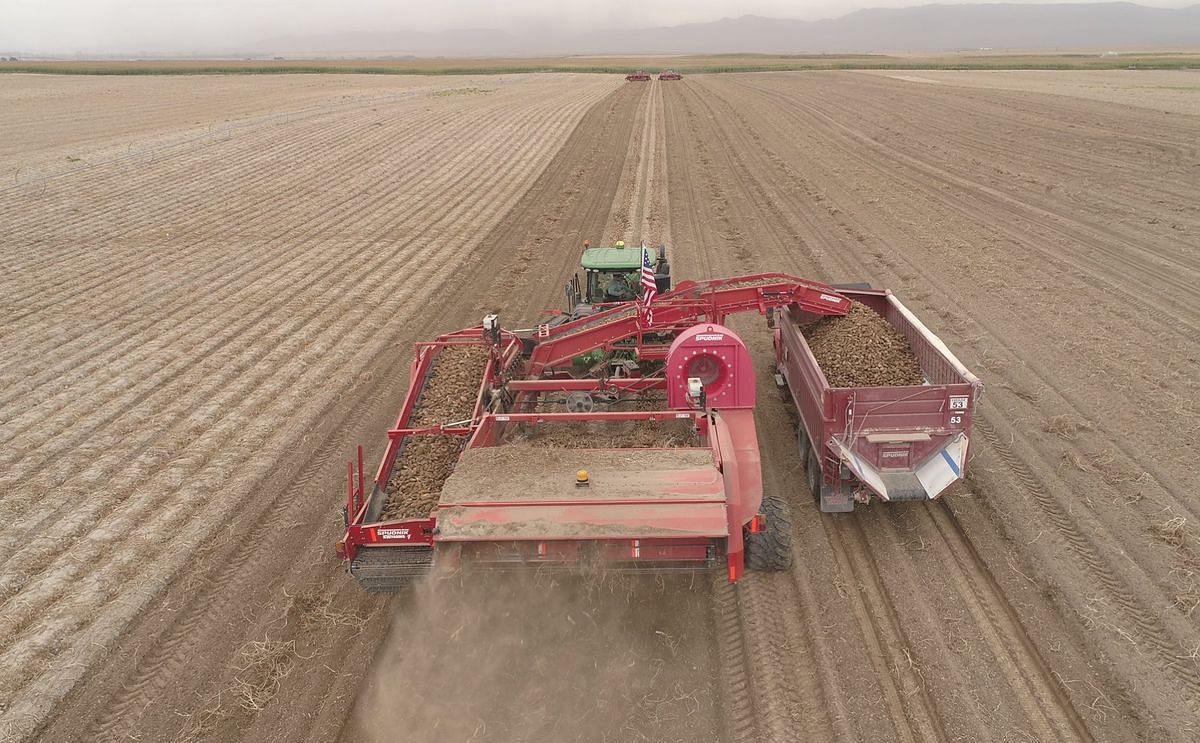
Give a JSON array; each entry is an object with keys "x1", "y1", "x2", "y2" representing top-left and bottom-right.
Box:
[
  {"x1": 862, "y1": 69, "x2": 1200, "y2": 115},
  {"x1": 2, "y1": 69, "x2": 1198, "y2": 742}
]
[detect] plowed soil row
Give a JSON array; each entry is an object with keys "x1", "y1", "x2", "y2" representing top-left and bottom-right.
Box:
[
  {"x1": 661, "y1": 72, "x2": 1197, "y2": 741},
  {"x1": 0, "y1": 75, "x2": 436, "y2": 174},
  {"x1": 1, "y1": 73, "x2": 622, "y2": 743},
  {"x1": 339, "y1": 77, "x2": 728, "y2": 743},
  {"x1": 5, "y1": 70, "x2": 1196, "y2": 743}
]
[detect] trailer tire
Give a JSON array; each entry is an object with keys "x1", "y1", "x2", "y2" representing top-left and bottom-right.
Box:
[
  {"x1": 806, "y1": 447, "x2": 822, "y2": 504},
  {"x1": 745, "y1": 494, "x2": 793, "y2": 571},
  {"x1": 797, "y1": 424, "x2": 811, "y2": 464}
]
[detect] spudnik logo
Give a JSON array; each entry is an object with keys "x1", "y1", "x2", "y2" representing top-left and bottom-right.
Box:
[
  {"x1": 378, "y1": 528, "x2": 411, "y2": 539},
  {"x1": 695, "y1": 333, "x2": 724, "y2": 342}
]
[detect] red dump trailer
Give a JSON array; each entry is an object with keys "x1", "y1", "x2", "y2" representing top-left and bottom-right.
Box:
[
  {"x1": 625, "y1": 70, "x2": 651, "y2": 81},
  {"x1": 773, "y1": 287, "x2": 982, "y2": 512}
]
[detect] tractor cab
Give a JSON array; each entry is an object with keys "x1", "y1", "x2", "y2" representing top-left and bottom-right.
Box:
[{"x1": 565, "y1": 240, "x2": 671, "y2": 313}]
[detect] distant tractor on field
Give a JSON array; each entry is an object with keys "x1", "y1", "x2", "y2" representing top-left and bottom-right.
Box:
[
  {"x1": 625, "y1": 70, "x2": 651, "y2": 81},
  {"x1": 658, "y1": 70, "x2": 682, "y2": 81}
]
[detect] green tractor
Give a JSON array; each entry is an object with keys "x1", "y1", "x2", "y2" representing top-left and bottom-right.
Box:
[
  {"x1": 554, "y1": 240, "x2": 673, "y2": 379},
  {"x1": 564, "y1": 240, "x2": 671, "y2": 315}
]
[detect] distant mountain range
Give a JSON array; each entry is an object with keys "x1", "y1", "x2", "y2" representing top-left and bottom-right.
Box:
[{"x1": 258, "y1": 3, "x2": 1200, "y2": 56}]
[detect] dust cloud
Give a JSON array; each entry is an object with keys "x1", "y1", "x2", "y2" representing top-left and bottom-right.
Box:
[{"x1": 346, "y1": 568, "x2": 722, "y2": 742}]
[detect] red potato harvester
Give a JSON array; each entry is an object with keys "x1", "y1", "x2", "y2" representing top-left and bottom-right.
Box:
[{"x1": 337, "y1": 274, "x2": 981, "y2": 592}]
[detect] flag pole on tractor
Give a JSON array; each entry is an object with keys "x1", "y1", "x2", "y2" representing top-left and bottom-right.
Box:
[{"x1": 640, "y1": 242, "x2": 657, "y2": 324}]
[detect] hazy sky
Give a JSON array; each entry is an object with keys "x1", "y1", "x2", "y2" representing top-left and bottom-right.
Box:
[{"x1": 3, "y1": 0, "x2": 1195, "y2": 53}]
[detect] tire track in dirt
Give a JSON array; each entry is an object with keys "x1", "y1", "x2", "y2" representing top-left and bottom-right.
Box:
[
  {"x1": 607, "y1": 79, "x2": 775, "y2": 743},
  {"x1": 687, "y1": 72, "x2": 1190, "y2": 738},
  {"x1": 664, "y1": 80, "x2": 864, "y2": 741},
  {"x1": 478, "y1": 82, "x2": 649, "y2": 326},
  {"x1": 664, "y1": 76, "x2": 1130, "y2": 741},
  {"x1": 641, "y1": 80, "x2": 670, "y2": 246},
  {"x1": 821, "y1": 517, "x2": 951, "y2": 742},
  {"x1": 601, "y1": 79, "x2": 654, "y2": 243},
  {"x1": 710, "y1": 74, "x2": 1200, "y2": 728},
  {"x1": 709, "y1": 579, "x2": 758, "y2": 743},
  {"x1": 664, "y1": 82, "x2": 953, "y2": 739},
  {"x1": 925, "y1": 501, "x2": 1095, "y2": 738}
]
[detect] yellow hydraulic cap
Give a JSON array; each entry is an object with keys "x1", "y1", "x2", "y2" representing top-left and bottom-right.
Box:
[
  {"x1": 576, "y1": 469, "x2": 590, "y2": 487},
  {"x1": 615, "y1": 240, "x2": 625, "y2": 248}
]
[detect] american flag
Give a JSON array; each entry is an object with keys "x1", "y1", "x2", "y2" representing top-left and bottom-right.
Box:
[{"x1": 639, "y1": 243, "x2": 657, "y2": 324}]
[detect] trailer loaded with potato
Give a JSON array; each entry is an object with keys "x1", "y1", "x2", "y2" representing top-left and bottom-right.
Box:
[
  {"x1": 337, "y1": 270, "x2": 981, "y2": 592},
  {"x1": 772, "y1": 286, "x2": 982, "y2": 513}
]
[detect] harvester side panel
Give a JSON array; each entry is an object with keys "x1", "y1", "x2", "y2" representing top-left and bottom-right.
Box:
[{"x1": 340, "y1": 329, "x2": 521, "y2": 565}]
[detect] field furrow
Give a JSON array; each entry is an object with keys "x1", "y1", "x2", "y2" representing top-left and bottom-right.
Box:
[
  {"x1": 0, "y1": 73, "x2": 620, "y2": 742},
  {"x1": 4, "y1": 68, "x2": 1196, "y2": 743}
]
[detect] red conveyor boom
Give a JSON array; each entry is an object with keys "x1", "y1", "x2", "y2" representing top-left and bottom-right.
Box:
[{"x1": 527, "y1": 273, "x2": 850, "y2": 375}]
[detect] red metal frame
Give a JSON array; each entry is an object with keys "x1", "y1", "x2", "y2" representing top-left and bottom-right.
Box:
[
  {"x1": 338, "y1": 328, "x2": 522, "y2": 559},
  {"x1": 526, "y1": 273, "x2": 849, "y2": 375},
  {"x1": 339, "y1": 274, "x2": 859, "y2": 582}
]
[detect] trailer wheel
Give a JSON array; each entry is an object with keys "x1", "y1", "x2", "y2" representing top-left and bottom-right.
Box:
[
  {"x1": 806, "y1": 447, "x2": 822, "y2": 504},
  {"x1": 797, "y1": 424, "x2": 811, "y2": 464},
  {"x1": 745, "y1": 494, "x2": 793, "y2": 571}
]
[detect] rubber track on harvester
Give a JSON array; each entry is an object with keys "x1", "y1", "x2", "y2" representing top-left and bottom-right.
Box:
[{"x1": 350, "y1": 547, "x2": 434, "y2": 593}]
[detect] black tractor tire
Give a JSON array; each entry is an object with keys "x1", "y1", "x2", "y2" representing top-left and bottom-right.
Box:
[
  {"x1": 745, "y1": 494, "x2": 794, "y2": 572},
  {"x1": 806, "y1": 446, "x2": 823, "y2": 504}
]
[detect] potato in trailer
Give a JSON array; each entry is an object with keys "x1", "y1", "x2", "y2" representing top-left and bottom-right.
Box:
[{"x1": 772, "y1": 287, "x2": 982, "y2": 512}]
